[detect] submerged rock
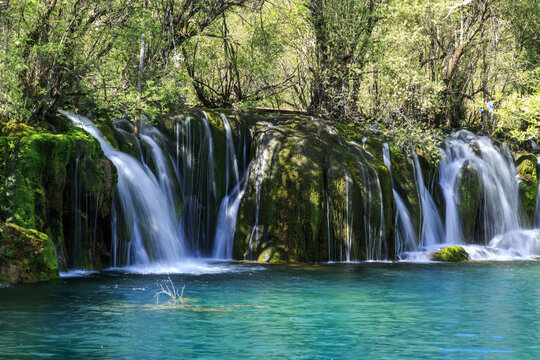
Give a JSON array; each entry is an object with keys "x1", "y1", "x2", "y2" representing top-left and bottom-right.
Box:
[
  {"x1": 0, "y1": 222, "x2": 58, "y2": 284},
  {"x1": 431, "y1": 246, "x2": 469, "y2": 262}
]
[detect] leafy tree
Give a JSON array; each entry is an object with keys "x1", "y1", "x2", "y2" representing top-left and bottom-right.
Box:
[{"x1": 306, "y1": 0, "x2": 381, "y2": 121}]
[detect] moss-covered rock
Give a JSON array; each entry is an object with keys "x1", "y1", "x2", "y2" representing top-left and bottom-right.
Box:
[
  {"x1": 387, "y1": 143, "x2": 421, "y2": 235},
  {"x1": 234, "y1": 116, "x2": 394, "y2": 262},
  {"x1": 431, "y1": 246, "x2": 469, "y2": 262},
  {"x1": 0, "y1": 222, "x2": 59, "y2": 284},
  {"x1": 156, "y1": 109, "x2": 428, "y2": 262},
  {"x1": 457, "y1": 161, "x2": 483, "y2": 243},
  {"x1": 515, "y1": 153, "x2": 538, "y2": 226},
  {"x1": 0, "y1": 126, "x2": 117, "y2": 270}
]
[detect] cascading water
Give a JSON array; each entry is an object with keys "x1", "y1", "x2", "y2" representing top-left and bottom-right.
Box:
[
  {"x1": 412, "y1": 149, "x2": 446, "y2": 248},
  {"x1": 60, "y1": 111, "x2": 186, "y2": 267},
  {"x1": 61, "y1": 108, "x2": 540, "y2": 265},
  {"x1": 247, "y1": 127, "x2": 276, "y2": 259},
  {"x1": 176, "y1": 113, "x2": 218, "y2": 255},
  {"x1": 212, "y1": 114, "x2": 249, "y2": 259},
  {"x1": 438, "y1": 130, "x2": 522, "y2": 244},
  {"x1": 344, "y1": 172, "x2": 353, "y2": 262},
  {"x1": 436, "y1": 130, "x2": 539, "y2": 260},
  {"x1": 382, "y1": 143, "x2": 417, "y2": 255},
  {"x1": 397, "y1": 130, "x2": 540, "y2": 261},
  {"x1": 68, "y1": 149, "x2": 102, "y2": 269},
  {"x1": 344, "y1": 141, "x2": 385, "y2": 261},
  {"x1": 360, "y1": 164, "x2": 385, "y2": 261},
  {"x1": 63, "y1": 108, "x2": 251, "y2": 269}
]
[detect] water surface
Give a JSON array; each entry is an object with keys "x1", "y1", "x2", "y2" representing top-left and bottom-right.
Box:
[{"x1": 1, "y1": 262, "x2": 539, "y2": 359}]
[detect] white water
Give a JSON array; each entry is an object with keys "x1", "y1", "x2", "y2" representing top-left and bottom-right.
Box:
[
  {"x1": 399, "y1": 130, "x2": 539, "y2": 261},
  {"x1": 140, "y1": 134, "x2": 178, "y2": 204},
  {"x1": 117, "y1": 259, "x2": 263, "y2": 275},
  {"x1": 213, "y1": 114, "x2": 249, "y2": 259},
  {"x1": 438, "y1": 130, "x2": 521, "y2": 244},
  {"x1": 61, "y1": 111, "x2": 185, "y2": 267},
  {"x1": 62, "y1": 110, "x2": 539, "y2": 265},
  {"x1": 176, "y1": 113, "x2": 217, "y2": 254},
  {"x1": 412, "y1": 150, "x2": 445, "y2": 247},
  {"x1": 221, "y1": 113, "x2": 240, "y2": 191},
  {"x1": 345, "y1": 172, "x2": 353, "y2": 262},
  {"x1": 59, "y1": 270, "x2": 99, "y2": 278},
  {"x1": 382, "y1": 143, "x2": 417, "y2": 255},
  {"x1": 247, "y1": 128, "x2": 276, "y2": 259}
]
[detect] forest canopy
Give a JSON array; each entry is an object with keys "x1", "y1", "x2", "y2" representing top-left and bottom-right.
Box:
[{"x1": 0, "y1": 0, "x2": 538, "y2": 142}]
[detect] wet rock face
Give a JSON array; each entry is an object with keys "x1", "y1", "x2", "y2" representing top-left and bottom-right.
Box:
[
  {"x1": 153, "y1": 110, "x2": 426, "y2": 263},
  {"x1": 0, "y1": 128, "x2": 117, "y2": 272},
  {"x1": 233, "y1": 117, "x2": 396, "y2": 262},
  {"x1": 515, "y1": 153, "x2": 538, "y2": 226},
  {"x1": 0, "y1": 223, "x2": 59, "y2": 284},
  {"x1": 457, "y1": 161, "x2": 483, "y2": 243}
]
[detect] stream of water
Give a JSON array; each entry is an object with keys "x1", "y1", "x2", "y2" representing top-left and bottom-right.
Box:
[{"x1": 60, "y1": 110, "x2": 540, "y2": 264}]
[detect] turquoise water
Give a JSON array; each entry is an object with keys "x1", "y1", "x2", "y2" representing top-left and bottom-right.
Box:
[{"x1": 1, "y1": 262, "x2": 539, "y2": 359}]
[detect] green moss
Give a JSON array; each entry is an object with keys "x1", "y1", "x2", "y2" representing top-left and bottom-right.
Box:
[
  {"x1": 95, "y1": 121, "x2": 120, "y2": 150},
  {"x1": 432, "y1": 246, "x2": 469, "y2": 262},
  {"x1": 232, "y1": 115, "x2": 396, "y2": 262},
  {"x1": 257, "y1": 246, "x2": 286, "y2": 263},
  {"x1": 516, "y1": 154, "x2": 538, "y2": 226},
  {"x1": 0, "y1": 222, "x2": 59, "y2": 284},
  {"x1": 12, "y1": 133, "x2": 76, "y2": 229},
  {"x1": 519, "y1": 179, "x2": 538, "y2": 226},
  {"x1": 457, "y1": 161, "x2": 483, "y2": 242},
  {"x1": 0, "y1": 127, "x2": 116, "y2": 270},
  {"x1": 515, "y1": 153, "x2": 537, "y2": 179},
  {"x1": 388, "y1": 144, "x2": 421, "y2": 233}
]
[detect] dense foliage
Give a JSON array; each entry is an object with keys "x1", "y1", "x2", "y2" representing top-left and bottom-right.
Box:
[{"x1": 0, "y1": 0, "x2": 538, "y2": 146}]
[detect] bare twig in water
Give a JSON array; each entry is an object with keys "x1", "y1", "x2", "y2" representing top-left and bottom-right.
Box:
[{"x1": 154, "y1": 277, "x2": 185, "y2": 305}]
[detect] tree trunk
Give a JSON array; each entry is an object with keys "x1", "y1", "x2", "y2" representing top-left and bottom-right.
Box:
[{"x1": 135, "y1": 0, "x2": 148, "y2": 138}]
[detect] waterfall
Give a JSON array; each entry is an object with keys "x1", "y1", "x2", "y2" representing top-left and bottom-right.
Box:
[
  {"x1": 248, "y1": 128, "x2": 275, "y2": 259},
  {"x1": 140, "y1": 134, "x2": 178, "y2": 206},
  {"x1": 534, "y1": 158, "x2": 540, "y2": 227},
  {"x1": 60, "y1": 110, "x2": 186, "y2": 267},
  {"x1": 362, "y1": 166, "x2": 385, "y2": 261},
  {"x1": 438, "y1": 130, "x2": 521, "y2": 244},
  {"x1": 212, "y1": 114, "x2": 249, "y2": 259},
  {"x1": 344, "y1": 172, "x2": 353, "y2": 262},
  {"x1": 382, "y1": 143, "x2": 417, "y2": 255},
  {"x1": 326, "y1": 191, "x2": 331, "y2": 262},
  {"x1": 176, "y1": 113, "x2": 217, "y2": 255},
  {"x1": 69, "y1": 150, "x2": 102, "y2": 269},
  {"x1": 60, "y1": 108, "x2": 540, "y2": 264},
  {"x1": 348, "y1": 142, "x2": 385, "y2": 261},
  {"x1": 362, "y1": 137, "x2": 374, "y2": 157},
  {"x1": 71, "y1": 155, "x2": 82, "y2": 267},
  {"x1": 221, "y1": 113, "x2": 240, "y2": 191},
  {"x1": 401, "y1": 130, "x2": 538, "y2": 260},
  {"x1": 212, "y1": 173, "x2": 249, "y2": 259},
  {"x1": 412, "y1": 149, "x2": 445, "y2": 247}
]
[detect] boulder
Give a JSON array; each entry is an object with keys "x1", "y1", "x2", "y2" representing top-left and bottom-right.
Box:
[
  {"x1": 431, "y1": 246, "x2": 469, "y2": 262},
  {"x1": 0, "y1": 222, "x2": 59, "y2": 284}
]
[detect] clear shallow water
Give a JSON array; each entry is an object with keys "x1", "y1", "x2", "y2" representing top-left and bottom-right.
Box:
[{"x1": 1, "y1": 262, "x2": 539, "y2": 359}]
